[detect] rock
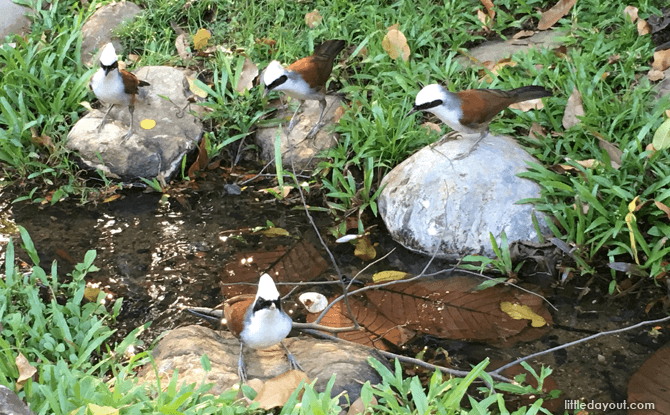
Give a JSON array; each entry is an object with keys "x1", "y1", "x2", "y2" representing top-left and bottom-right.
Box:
[
  {"x1": 67, "y1": 66, "x2": 203, "y2": 180},
  {"x1": 458, "y1": 30, "x2": 563, "y2": 68},
  {"x1": 0, "y1": 385, "x2": 35, "y2": 415},
  {"x1": 255, "y1": 96, "x2": 343, "y2": 170},
  {"x1": 0, "y1": 0, "x2": 32, "y2": 39},
  {"x1": 80, "y1": 1, "x2": 143, "y2": 67},
  {"x1": 378, "y1": 134, "x2": 550, "y2": 259},
  {"x1": 138, "y1": 325, "x2": 386, "y2": 403}
]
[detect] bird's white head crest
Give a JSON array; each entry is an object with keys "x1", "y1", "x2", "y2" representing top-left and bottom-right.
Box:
[
  {"x1": 414, "y1": 84, "x2": 448, "y2": 107},
  {"x1": 262, "y1": 60, "x2": 288, "y2": 90},
  {"x1": 256, "y1": 273, "x2": 280, "y2": 301},
  {"x1": 99, "y1": 43, "x2": 118, "y2": 67}
]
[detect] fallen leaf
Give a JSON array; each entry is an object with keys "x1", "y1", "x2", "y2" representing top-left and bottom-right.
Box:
[
  {"x1": 538, "y1": 0, "x2": 577, "y2": 30},
  {"x1": 373, "y1": 270, "x2": 411, "y2": 283},
  {"x1": 421, "y1": 121, "x2": 442, "y2": 134},
  {"x1": 638, "y1": 20, "x2": 651, "y2": 35},
  {"x1": 553, "y1": 45, "x2": 568, "y2": 58},
  {"x1": 253, "y1": 370, "x2": 309, "y2": 409},
  {"x1": 86, "y1": 404, "x2": 119, "y2": 415},
  {"x1": 103, "y1": 194, "x2": 121, "y2": 203},
  {"x1": 298, "y1": 292, "x2": 328, "y2": 313},
  {"x1": 84, "y1": 286, "x2": 101, "y2": 302},
  {"x1": 653, "y1": 119, "x2": 670, "y2": 150},
  {"x1": 597, "y1": 137, "x2": 623, "y2": 169},
  {"x1": 193, "y1": 28, "x2": 211, "y2": 50},
  {"x1": 626, "y1": 196, "x2": 641, "y2": 265},
  {"x1": 187, "y1": 77, "x2": 208, "y2": 98},
  {"x1": 628, "y1": 346, "x2": 670, "y2": 414},
  {"x1": 500, "y1": 301, "x2": 547, "y2": 327},
  {"x1": 382, "y1": 29, "x2": 410, "y2": 61},
  {"x1": 513, "y1": 30, "x2": 535, "y2": 39},
  {"x1": 175, "y1": 33, "x2": 192, "y2": 60},
  {"x1": 235, "y1": 57, "x2": 258, "y2": 93},
  {"x1": 305, "y1": 9, "x2": 322, "y2": 28},
  {"x1": 562, "y1": 88, "x2": 584, "y2": 129},
  {"x1": 188, "y1": 135, "x2": 209, "y2": 179},
  {"x1": 480, "y1": 0, "x2": 494, "y2": 18},
  {"x1": 657, "y1": 201, "x2": 670, "y2": 219},
  {"x1": 348, "y1": 396, "x2": 378, "y2": 415},
  {"x1": 16, "y1": 352, "x2": 36, "y2": 390},
  {"x1": 652, "y1": 48, "x2": 670, "y2": 71},
  {"x1": 127, "y1": 53, "x2": 140, "y2": 63},
  {"x1": 509, "y1": 98, "x2": 545, "y2": 112},
  {"x1": 479, "y1": 57, "x2": 517, "y2": 83},
  {"x1": 623, "y1": 5, "x2": 639, "y2": 23},
  {"x1": 608, "y1": 54, "x2": 621, "y2": 64},
  {"x1": 260, "y1": 227, "x2": 290, "y2": 237},
  {"x1": 607, "y1": 262, "x2": 649, "y2": 277},
  {"x1": 477, "y1": 9, "x2": 493, "y2": 30},
  {"x1": 354, "y1": 236, "x2": 376, "y2": 261},
  {"x1": 387, "y1": 23, "x2": 399, "y2": 31},
  {"x1": 528, "y1": 122, "x2": 548, "y2": 141},
  {"x1": 140, "y1": 119, "x2": 156, "y2": 130},
  {"x1": 333, "y1": 105, "x2": 346, "y2": 123},
  {"x1": 649, "y1": 70, "x2": 665, "y2": 81}
]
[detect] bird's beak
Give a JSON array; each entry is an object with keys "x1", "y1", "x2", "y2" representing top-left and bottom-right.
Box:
[
  {"x1": 406, "y1": 107, "x2": 418, "y2": 117},
  {"x1": 104, "y1": 66, "x2": 113, "y2": 76},
  {"x1": 262, "y1": 88, "x2": 269, "y2": 98}
]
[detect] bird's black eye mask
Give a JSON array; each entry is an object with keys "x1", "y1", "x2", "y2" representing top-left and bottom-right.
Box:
[
  {"x1": 102, "y1": 61, "x2": 118, "y2": 75},
  {"x1": 414, "y1": 99, "x2": 443, "y2": 111},
  {"x1": 266, "y1": 75, "x2": 288, "y2": 91},
  {"x1": 254, "y1": 297, "x2": 281, "y2": 312}
]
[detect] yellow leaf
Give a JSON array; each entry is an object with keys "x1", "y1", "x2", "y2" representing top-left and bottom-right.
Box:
[
  {"x1": 193, "y1": 28, "x2": 211, "y2": 50},
  {"x1": 382, "y1": 29, "x2": 410, "y2": 61},
  {"x1": 84, "y1": 286, "x2": 101, "y2": 302},
  {"x1": 187, "y1": 77, "x2": 208, "y2": 98},
  {"x1": 500, "y1": 302, "x2": 546, "y2": 327},
  {"x1": 261, "y1": 227, "x2": 290, "y2": 237},
  {"x1": 373, "y1": 270, "x2": 411, "y2": 283},
  {"x1": 354, "y1": 237, "x2": 376, "y2": 261},
  {"x1": 140, "y1": 119, "x2": 156, "y2": 130},
  {"x1": 86, "y1": 404, "x2": 119, "y2": 415},
  {"x1": 626, "y1": 196, "x2": 640, "y2": 264}
]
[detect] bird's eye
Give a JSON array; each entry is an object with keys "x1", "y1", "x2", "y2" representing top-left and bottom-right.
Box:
[{"x1": 416, "y1": 99, "x2": 443, "y2": 111}]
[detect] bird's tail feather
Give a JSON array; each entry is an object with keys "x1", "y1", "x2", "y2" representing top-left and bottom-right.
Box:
[
  {"x1": 508, "y1": 86, "x2": 552, "y2": 102},
  {"x1": 313, "y1": 39, "x2": 346, "y2": 60}
]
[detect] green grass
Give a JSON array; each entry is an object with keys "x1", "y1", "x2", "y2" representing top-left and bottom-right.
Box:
[{"x1": 2, "y1": 0, "x2": 669, "y2": 279}]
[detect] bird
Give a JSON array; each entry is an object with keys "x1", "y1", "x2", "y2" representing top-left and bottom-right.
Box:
[
  {"x1": 226, "y1": 274, "x2": 301, "y2": 383},
  {"x1": 90, "y1": 42, "x2": 150, "y2": 140},
  {"x1": 408, "y1": 84, "x2": 552, "y2": 159},
  {"x1": 261, "y1": 39, "x2": 346, "y2": 139}
]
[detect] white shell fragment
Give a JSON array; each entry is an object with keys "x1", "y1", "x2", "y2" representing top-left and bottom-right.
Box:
[{"x1": 298, "y1": 292, "x2": 328, "y2": 313}]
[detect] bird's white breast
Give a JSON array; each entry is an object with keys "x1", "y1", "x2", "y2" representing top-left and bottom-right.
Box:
[
  {"x1": 91, "y1": 69, "x2": 131, "y2": 107},
  {"x1": 240, "y1": 307, "x2": 292, "y2": 349}
]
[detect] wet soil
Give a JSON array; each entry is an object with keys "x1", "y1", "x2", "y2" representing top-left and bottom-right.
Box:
[{"x1": 1, "y1": 170, "x2": 668, "y2": 415}]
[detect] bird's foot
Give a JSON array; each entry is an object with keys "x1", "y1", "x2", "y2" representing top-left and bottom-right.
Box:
[
  {"x1": 430, "y1": 131, "x2": 461, "y2": 148},
  {"x1": 305, "y1": 123, "x2": 323, "y2": 139},
  {"x1": 452, "y1": 133, "x2": 486, "y2": 160},
  {"x1": 287, "y1": 114, "x2": 300, "y2": 132},
  {"x1": 281, "y1": 341, "x2": 303, "y2": 372}
]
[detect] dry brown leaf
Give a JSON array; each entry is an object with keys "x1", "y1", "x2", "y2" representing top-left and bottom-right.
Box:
[
  {"x1": 253, "y1": 370, "x2": 309, "y2": 409},
  {"x1": 479, "y1": 57, "x2": 517, "y2": 82},
  {"x1": 347, "y1": 396, "x2": 378, "y2": 415},
  {"x1": 333, "y1": 105, "x2": 346, "y2": 123},
  {"x1": 574, "y1": 159, "x2": 600, "y2": 168},
  {"x1": 480, "y1": 0, "x2": 495, "y2": 18},
  {"x1": 354, "y1": 236, "x2": 376, "y2": 261},
  {"x1": 382, "y1": 29, "x2": 410, "y2": 61},
  {"x1": 652, "y1": 49, "x2": 670, "y2": 71},
  {"x1": 364, "y1": 276, "x2": 552, "y2": 345},
  {"x1": 655, "y1": 201, "x2": 670, "y2": 219},
  {"x1": 597, "y1": 137, "x2": 623, "y2": 169},
  {"x1": 477, "y1": 9, "x2": 493, "y2": 30},
  {"x1": 509, "y1": 98, "x2": 545, "y2": 112},
  {"x1": 638, "y1": 19, "x2": 652, "y2": 35},
  {"x1": 421, "y1": 121, "x2": 442, "y2": 133},
  {"x1": 387, "y1": 23, "x2": 399, "y2": 31},
  {"x1": 528, "y1": 122, "x2": 548, "y2": 141},
  {"x1": 235, "y1": 57, "x2": 258, "y2": 93},
  {"x1": 175, "y1": 33, "x2": 192, "y2": 60},
  {"x1": 304, "y1": 9, "x2": 322, "y2": 28},
  {"x1": 538, "y1": 0, "x2": 576, "y2": 30},
  {"x1": 627, "y1": 346, "x2": 670, "y2": 414},
  {"x1": 648, "y1": 69, "x2": 665, "y2": 82},
  {"x1": 188, "y1": 135, "x2": 209, "y2": 179},
  {"x1": 623, "y1": 5, "x2": 639, "y2": 23},
  {"x1": 16, "y1": 352, "x2": 36, "y2": 390},
  {"x1": 562, "y1": 87, "x2": 584, "y2": 129},
  {"x1": 513, "y1": 30, "x2": 535, "y2": 39},
  {"x1": 608, "y1": 54, "x2": 621, "y2": 64},
  {"x1": 127, "y1": 53, "x2": 140, "y2": 63}
]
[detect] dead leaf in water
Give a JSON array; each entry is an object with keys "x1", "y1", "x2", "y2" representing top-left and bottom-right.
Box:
[
  {"x1": 500, "y1": 301, "x2": 547, "y2": 327},
  {"x1": 373, "y1": 270, "x2": 411, "y2": 283},
  {"x1": 354, "y1": 236, "x2": 376, "y2": 261},
  {"x1": 538, "y1": 0, "x2": 576, "y2": 30}
]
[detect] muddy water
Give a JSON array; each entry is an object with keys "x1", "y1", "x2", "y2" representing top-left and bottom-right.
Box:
[{"x1": 1, "y1": 178, "x2": 667, "y2": 414}]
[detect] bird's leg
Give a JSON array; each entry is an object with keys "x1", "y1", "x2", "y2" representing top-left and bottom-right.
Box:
[
  {"x1": 287, "y1": 100, "x2": 304, "y2": 132},
  {"x1": 305, "y1": 98, "x2": 327, "y2": 139},
  {"x1": 453, "y1": 131, "x2": 487, "y2": 160},
  {"x1": 123, "y1": 104, "x2": 135, "y2": 141},
  {"x1": 97, "y1": 104, "x2": 115, "y2": 133},
  {"x1": 237, "y1": 341, "x2": 247, "y2": 383},
  {"x1": 280, "y1": 340, "x2": 302, "y2": 372}
]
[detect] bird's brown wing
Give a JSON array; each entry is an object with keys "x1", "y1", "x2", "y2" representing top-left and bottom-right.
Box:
[
  {"x1": 457, "y1": 89, "x2": 518, "y2": 129},
  {"x1": 287, "y1": 56, "x2": 331, "y2": 90}
]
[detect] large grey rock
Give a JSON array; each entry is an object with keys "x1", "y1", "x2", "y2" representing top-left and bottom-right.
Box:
[
  {"x1": 0, "y1": 385, "x2": 34, "y2": 415},
  {"x1": 67, "y1": 66, "x2": 202, "y2": 180},
  {"x1": 378, "y1": 134, "x2": 550, "y2": 259},
  {"x1": 0, "y1": 0, "x2": 32, "y2": 39},
  {"x1": 138, "y1": 325, "x2": 385, "y2": 403},
  {"x1": 255, "y1": 96, "x2": 343, "y2": 170},
  {"x1": 459, "y1": 30, "x2": 563, "y2": 68},
  {"x1": 80, "y1": 1, "x2": 143, "y2": 67}
]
